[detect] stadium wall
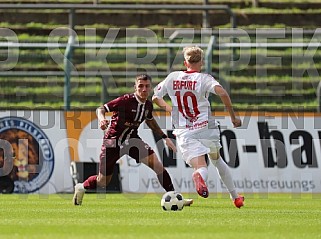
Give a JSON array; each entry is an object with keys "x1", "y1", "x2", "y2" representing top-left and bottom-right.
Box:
[{"x1": 1, "y1": 110, "x2": 321, "y2": 194}]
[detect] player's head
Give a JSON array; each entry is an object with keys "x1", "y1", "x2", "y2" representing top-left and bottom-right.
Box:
[
  {"x1": 134, "y1": 74, "x2": 152, "y2": 102},
  {"x1": 182, "y1": 45, "x2": 204, "y2": 70}
]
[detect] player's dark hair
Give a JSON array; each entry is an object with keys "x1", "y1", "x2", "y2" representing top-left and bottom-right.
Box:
[{"x1": 136, "y1": 74, "x2": 152, "y2": 82}]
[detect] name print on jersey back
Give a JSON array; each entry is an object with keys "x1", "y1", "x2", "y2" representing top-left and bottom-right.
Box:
[{"x1": 173, "y1": 80, "x2": 197, "y2": 91}]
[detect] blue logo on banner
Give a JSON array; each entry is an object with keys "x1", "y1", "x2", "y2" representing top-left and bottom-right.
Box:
[{"x1": 0, "y1": 116, "x2": 54, "y2": 193}]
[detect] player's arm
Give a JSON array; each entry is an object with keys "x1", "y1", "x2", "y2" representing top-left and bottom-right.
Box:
[
  {"x1": 152, "y1": 96, "x2": 172, "y2": 112},
  {"x1": 96, "y1": 105, "x2": 109, "y2": 130},
  {"x1": 214, "y1": 85, "x2": 241, "y2": 128},
  {"x1": 152, "y1": 78, "x2": 172, "y2": 112},
  {"x1": 145, "y1": 118, "x2": 177, "y2": 153}
]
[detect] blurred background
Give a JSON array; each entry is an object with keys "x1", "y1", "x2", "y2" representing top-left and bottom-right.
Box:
[{"x1": 0, "y1": 0, "x2": 321, "y2": 112}]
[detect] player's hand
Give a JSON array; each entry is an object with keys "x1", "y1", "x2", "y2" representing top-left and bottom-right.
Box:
[
  {"x1": 232, "y1": 118, "x2": 242, "y2": 128},
  {"x1": 99, "y1": 119, "x2": 109, "y2": 130},
  {"x1": 164, "y1": 138, "x2": 177, "y2": 153}
]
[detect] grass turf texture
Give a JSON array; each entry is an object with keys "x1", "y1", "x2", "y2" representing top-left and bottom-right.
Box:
[{"x1": 0, "y1": 193, "x2": 320, "y2": 239}]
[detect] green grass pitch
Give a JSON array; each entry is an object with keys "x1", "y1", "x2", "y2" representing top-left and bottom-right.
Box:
[{"x1": 0, "y1": 193, "x2": 320, "y2": 239}]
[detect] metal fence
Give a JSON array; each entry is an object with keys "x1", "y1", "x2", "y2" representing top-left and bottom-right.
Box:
[
  {"x1": 1, "y1": 35, "x2": 321, "y2": 111},
  {"x1": 0, "y1": 40, "x2": 214, "y2": 109},
  {"x1": 0, "y1": 3, "x2": 237, "y2": 30},
  {"x1": 1, "y1": 4, "x2": 321, "y2": 111}
]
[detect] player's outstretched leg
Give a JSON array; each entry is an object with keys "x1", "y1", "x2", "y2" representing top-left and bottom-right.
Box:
[{"x1": 73, "y1": 183, "x2": 85, "y2": 206}]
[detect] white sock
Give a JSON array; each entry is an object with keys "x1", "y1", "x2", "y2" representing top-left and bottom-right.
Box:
[
  {"x1": 195, "y1": 167, "x2": 208, "y2": 182},
  {"x1": 77, "y1": 183, "x2": 85, "y2": 191},
  {"x1": 212, "y1": 157, "x2": 238, "y2": 200}
]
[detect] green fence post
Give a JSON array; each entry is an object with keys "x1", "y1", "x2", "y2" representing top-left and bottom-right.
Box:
[
  {"x1": 202, "y1": 0, "x2": 209, "y2": 28},
  {"x1": 64, "y1": 36, "x2": 74, "y2": 111},
  {"x1": 205, "y1": 35, "x2": 215, "y2": 74},
  {"x1": 64, "y1": 9, "x2": 75, "y2": 111},
  {"x1": 317, "y1": 81, "x2": 321, "y2": 112},
  {"x1": 101, "y1": 76, "x2": 108, "y2": 104}
]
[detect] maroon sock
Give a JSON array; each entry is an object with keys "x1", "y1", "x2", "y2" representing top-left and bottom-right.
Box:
[
  {"x1": 157, "y1": 170, "x2": 175, "y2": 192},
  {"x1": 83, "y1": 175, "x2": 97, "y2": 190}
]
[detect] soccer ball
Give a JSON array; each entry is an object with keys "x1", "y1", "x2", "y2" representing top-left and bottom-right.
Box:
[{"x1": 161, "y1": 191, "x2": 184, "y2": 211}]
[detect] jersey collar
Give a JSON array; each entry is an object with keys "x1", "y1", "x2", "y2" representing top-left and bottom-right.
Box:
[
  {"x1": 184, "y1": 70, "x2": 199, "y2": 73},
  {"x1": 134, "y1": 93, "x2": 146, "y2": 104}
]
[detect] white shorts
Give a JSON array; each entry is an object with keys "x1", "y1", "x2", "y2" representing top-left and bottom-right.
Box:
[{"x1": 176, "y1": 128, "x2": 221, "y2": 166}]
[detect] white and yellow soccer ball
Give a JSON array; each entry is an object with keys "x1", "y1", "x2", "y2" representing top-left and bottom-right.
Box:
[{"x1": 161, "y1": 191, "x2": 184, "y2": 211}]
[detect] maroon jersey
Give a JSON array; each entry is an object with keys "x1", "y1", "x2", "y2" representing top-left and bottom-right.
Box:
[
  {"x1": 103, "y1": 93, "x2": 153, "y2": 141},
  {"x1": 99, "y1": 93, "x2": 155, "y2": 176}
]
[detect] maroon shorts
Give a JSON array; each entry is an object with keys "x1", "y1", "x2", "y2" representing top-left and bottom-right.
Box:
[{"x1": 99, "y1": 137, "x2": 155, "y2": 176}]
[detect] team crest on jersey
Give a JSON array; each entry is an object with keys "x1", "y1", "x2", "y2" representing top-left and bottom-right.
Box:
[{"x1": 0, "y1": 116, "x2": 54, "y2": 193}]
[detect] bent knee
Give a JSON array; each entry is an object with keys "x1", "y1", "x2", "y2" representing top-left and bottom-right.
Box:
[
  {"x1": 208, "y1": 152, "x2": 220, "y2": 161},
  {"x1": 97, "y1": 174, "x2": 112, "y2": 187}
]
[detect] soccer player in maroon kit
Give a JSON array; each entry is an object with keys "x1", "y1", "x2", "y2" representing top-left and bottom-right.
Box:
[{"x1": 73, "y1": 74, "x2": 192, "y2": 206}]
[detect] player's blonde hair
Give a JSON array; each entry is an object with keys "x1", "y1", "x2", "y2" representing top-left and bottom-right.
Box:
[{"x1": 182, "y1": 46, "x2": 204, "y2": 64}]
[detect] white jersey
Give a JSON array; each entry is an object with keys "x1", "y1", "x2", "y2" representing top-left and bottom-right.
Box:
[{"x1": 153, "y1": 71, "x2": 221, "y2": 137}]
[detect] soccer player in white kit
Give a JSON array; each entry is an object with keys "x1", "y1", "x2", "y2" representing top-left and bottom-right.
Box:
[{"x1": 152, "y1": 46, "x2": 244, "y2": 208}]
